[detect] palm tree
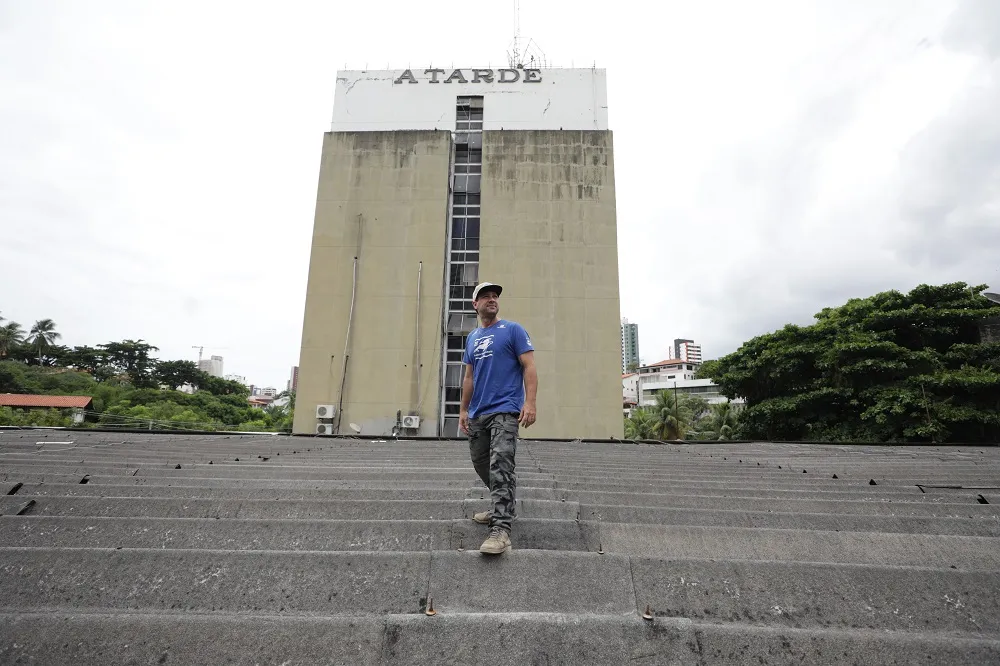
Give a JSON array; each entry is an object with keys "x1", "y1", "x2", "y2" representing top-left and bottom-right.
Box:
[
  {"x1": 275, "y1": 390, "x2": 296, "y2": 409},
  {"x1": 0, "y1": 321, "x2": 25, "y2": 359},
  {"x1": 624, "y1": 407, "x2": 658, "y2": 439},
  {"x1": 652, "y1": 390, "x2": 685, "y2": 440},
  {"x1": 28, "y1": 319, "x2": 61, "y2": 365},
  {"x1": 650, "y1": 390, "x2": 711, "y2": 441},
  {"x1": 692, "y1": 401, "x2": 740, "y2": 440}
]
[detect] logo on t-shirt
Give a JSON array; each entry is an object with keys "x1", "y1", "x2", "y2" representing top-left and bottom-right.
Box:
[{"x1": 473, "y1": 335, "x2": 494, "y2": 360}]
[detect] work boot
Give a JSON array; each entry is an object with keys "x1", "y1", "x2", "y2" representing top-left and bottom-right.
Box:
[
  {"x1": 472, "y1": 510, "x2": 491, "y2": 525},
  {"x1": 479, "y1": 526, "x2": 511, "y2": 555}
]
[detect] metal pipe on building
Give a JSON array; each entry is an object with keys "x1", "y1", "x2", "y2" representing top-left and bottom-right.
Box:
[
  {"x1": 417, "y1": 262, "x2": 423, "y2": 411},
  {"x1": 334, "y1": 255, "x2": 358, "y2": 432}
]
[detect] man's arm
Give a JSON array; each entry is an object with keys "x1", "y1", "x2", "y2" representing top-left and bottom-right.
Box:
[
  {"x1": 519, "y1": 350, "x2": 537, "y2": 428},
  {"x1": 459, "y1": 363, "x2": 474, "y2": 434}
]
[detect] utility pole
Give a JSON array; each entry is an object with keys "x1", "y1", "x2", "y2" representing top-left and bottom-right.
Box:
[{"x1": 673, "y1": 381, "x2": 680, "y2": 439}]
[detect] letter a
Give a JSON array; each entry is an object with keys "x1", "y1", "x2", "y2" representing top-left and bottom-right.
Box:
[{"x1": 394, "y1": 69, "x2": 418, "y2": 85}]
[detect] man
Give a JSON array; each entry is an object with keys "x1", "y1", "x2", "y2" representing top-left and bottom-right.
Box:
[{"x1": 459, "y1": 281, "x2": 537, "y2": 555}]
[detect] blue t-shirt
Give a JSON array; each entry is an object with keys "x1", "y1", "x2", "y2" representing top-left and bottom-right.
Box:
[{"x1": 463, "y1": 320, "x2": 534, "y2": 419}]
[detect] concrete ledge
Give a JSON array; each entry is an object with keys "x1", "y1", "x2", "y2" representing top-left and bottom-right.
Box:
[
  {"x1": 427, "y1": 551, "x2": 635, "y2": 614},
  {"x1": 1, "y1": 611, "x2": 996, "y2": 666},
  {"x1": 0, "y1": 548, "x2": 430, "y2": 614},
  {"x1": 632, "y1": 558, "x2": 1000, "y2": 633},
  {"x1": 0, "y1": 516, "x2": 453, "y2": 551},
  {"x1": 580, "y1": 504, "x2": 1000, "y2": 536},
  {"x1": 597, "y1": 523, "x2": 1000, "y2": 568},
  {"x1": 695, "y1": 622, "x2": 1000, "y2": 665},
  {"x1": 462, "y1": 497, "x2": 580, "y2": 521},
  {"x1": 572, "y1": 489, "x2": 997, "y2": 517},
  {"x1": 20, "y1": 496, "x2": 465, "y2": 520},
  {"x1": 449, "y1": 518, "x2": 594, "y2": 552},
  {"x1": 15, "y1": 482, "x2": 472, "y2": 501}
]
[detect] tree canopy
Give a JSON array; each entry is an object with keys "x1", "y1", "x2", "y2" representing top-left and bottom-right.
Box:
[
  {"x1": 0, "y1": 312, "x2": 290, "y2": 432},
  {"x1": 705, "y1": 283, "x2": 1000, "y2": 443}
]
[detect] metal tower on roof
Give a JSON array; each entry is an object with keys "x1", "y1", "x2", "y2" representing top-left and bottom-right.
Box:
[{"x1": 507, "y1": 0, "x2": 548, "y2": 69}]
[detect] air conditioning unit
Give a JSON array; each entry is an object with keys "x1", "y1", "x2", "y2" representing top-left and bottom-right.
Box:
[
  {"x1": 315, "y1": 404, "x2": 336, "y2": 419},
  {"x1": 316, "y1": 423, "x2": 334, "y2": 435},
  {"x1": 401, "y1": 415, "x2": 420, "y2": 429}
]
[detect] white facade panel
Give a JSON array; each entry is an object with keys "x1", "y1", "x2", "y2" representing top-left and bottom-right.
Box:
[{"x1": 331, "y1": 68, "x2": 608, "y2": 132}]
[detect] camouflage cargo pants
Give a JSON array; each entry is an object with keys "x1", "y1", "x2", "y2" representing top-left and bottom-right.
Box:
[{"x1": 468, "y1": 412, "x2": 518, "y2": 532}]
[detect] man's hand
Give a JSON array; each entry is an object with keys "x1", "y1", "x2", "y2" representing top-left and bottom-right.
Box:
[
  {"x1": 459, "y1": 410, "x2": 470, "y2": 435},
  {"x1": 519, "y1": 401, "x2": 536, "y2": 428}
]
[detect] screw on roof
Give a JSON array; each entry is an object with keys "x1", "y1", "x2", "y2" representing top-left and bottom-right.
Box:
[
  {"x1": 425, "y1": 597, "x2": 437, "y2": 616},
  {"x1": 642, "y1": 604, "x2": 654, "y2": 620}
]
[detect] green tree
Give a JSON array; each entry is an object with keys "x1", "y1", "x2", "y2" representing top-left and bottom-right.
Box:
[
  {"x1": 155, "y1": 360, "x2": 202, "y2": 390},
  {"x1": 0, "y1": 406, "x2": 73, "y2": 427},
  {"x1": 624, "y1": 407, "x2": 658, "y2": 439},
  {"x1": 99, "y1": 340, "x2": 160, "y2": 388},
  {"x1": 0, "y1": 321, "x2": 25, "y2": 359},
  {"x1": 694, "y1": 359, "x2": 720, "y2": 380},
  {"x1": 275, "y1": 390, "x2": 296, "y2": 409},
  {"x1": 690, "y1": 401, "x2": 739, "y2": 440},
  {"x1": 713, "y1": 282, "x2": 1000, "y2": 442},
  {"x1": 0, "y1": 361, "x2": 27, "y2": 392},
  {"x1": 194, "y1": 372, "x2": 250, "y2": 397},
  {"x1": 39, "y1": 344, "x2": 70, "y2": 367},
  {"x1": 650, "y1": 390, "x2": 710, "y2": 440},
  {"x1": 28, "y1": 319, "x2": 61, "y2": 365},
  {"x1": 62, "y1": 346, "x2": 109, "y2": 377}
]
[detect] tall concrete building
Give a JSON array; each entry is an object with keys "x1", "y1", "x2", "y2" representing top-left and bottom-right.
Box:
[
  {"x1": 621, "y1": 318, "x2": 639, "y2": 373},
  {"x1": 198, "y1": 355, "x2": 224, "y2": 378},
  {"x1": 294, "y1": 66, "x2": 622, "y2": 439},
  {"x1": 674, "y1": 339, "x2": 703, "y2": 364}
]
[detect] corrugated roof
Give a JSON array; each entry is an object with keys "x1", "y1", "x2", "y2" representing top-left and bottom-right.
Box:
[
  {"x1": 0, "y1": 431, "x2": 998, "y2": 664},
  {"x1": 0, "y1": 394, "x2": 92, "y2": 408}
]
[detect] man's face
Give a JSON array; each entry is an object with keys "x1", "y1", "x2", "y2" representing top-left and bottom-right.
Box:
[{"x1": 473, "y1": 289, "x2": 500, "y2": 317}]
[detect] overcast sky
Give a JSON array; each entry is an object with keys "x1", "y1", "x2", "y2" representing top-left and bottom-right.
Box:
[{"x1": 2, "y1": 0, "x2": 997, "y2": 386}]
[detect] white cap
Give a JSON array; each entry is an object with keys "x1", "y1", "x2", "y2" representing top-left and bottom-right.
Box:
[{"x1": 472, "y1": 282, "x2": 503, "y2": 301}]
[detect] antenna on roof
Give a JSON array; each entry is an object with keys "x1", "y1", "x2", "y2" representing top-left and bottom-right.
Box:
[{"x1": 507, "y1": 0, "x2": 548, "y2": 69}]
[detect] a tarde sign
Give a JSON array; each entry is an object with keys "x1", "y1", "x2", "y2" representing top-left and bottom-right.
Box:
[{"x1": 393, "y1": 68, "x2": 542, "y2": 85}]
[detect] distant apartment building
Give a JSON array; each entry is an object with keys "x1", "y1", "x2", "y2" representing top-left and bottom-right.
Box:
[
  {"x1": 252, "y1": 386, "x2": 279, "y2": 398},
  {"x1": 288, "y1": 366, "x2": 299, "y2": 393},
  {"x1": 673, "y1": 339, "x2": 702, "y2": 364},
  {"x1": 622, "y1": 372, "x2": 639, "y2": 407},
  {"x1": 198, "y1": 355, "x2": 224, "y2": 378},
  {"x1": 638, "y1": 359, "x2": 699, "y2": 382},
  {"x1": 621, "y1": 318, "x2": 639, "y2": 373},
  {"x1": 638, "y1": 378, "x2": 733, "y2": 406},
  {"x1": 224, "y1": 374, "x2": 247, "y2": 386},
  {"x1": 632, "y1": 357, "x2": 741, "y2": 409}
]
